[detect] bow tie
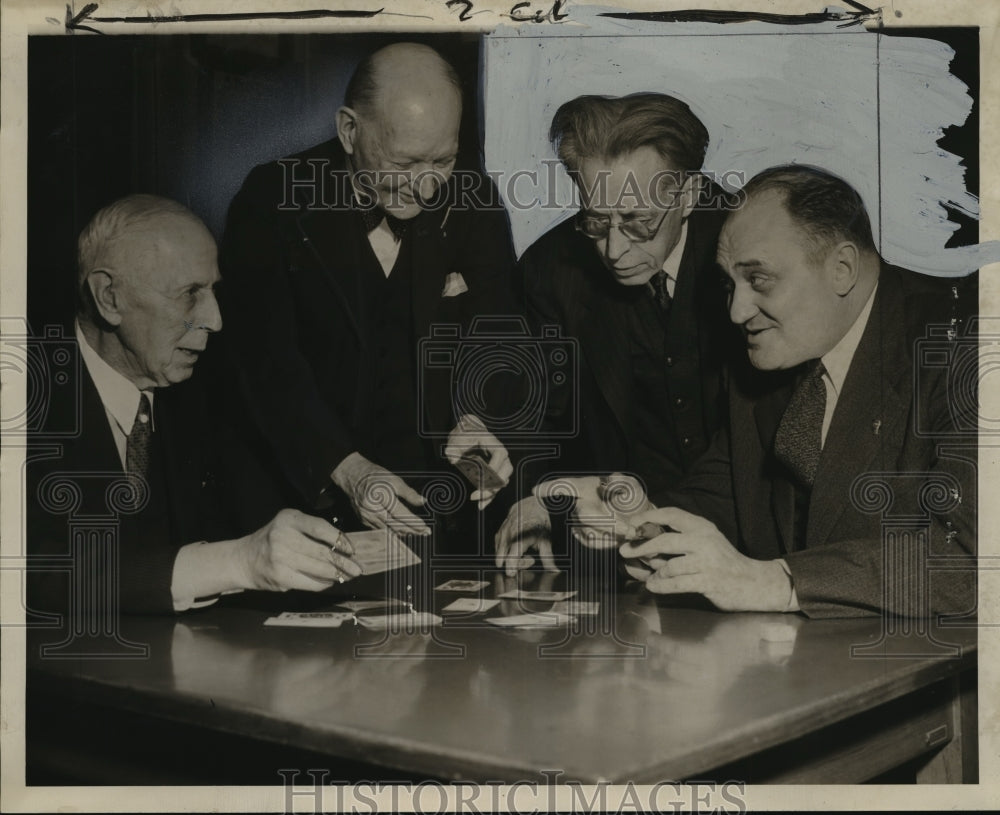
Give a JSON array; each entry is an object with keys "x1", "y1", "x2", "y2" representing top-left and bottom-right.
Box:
[{"x1": 355, "y1": 202, "x2": 410, "y2": 240}]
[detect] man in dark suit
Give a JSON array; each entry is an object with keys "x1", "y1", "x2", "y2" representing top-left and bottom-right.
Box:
[
  {"x1": 547, "y1": 165, "x2": 977, "y2": 618},
  {"x1": 219, "y1": 43, "x2": 520, "y2": 540},
  {"x1": 495, "y1": 93, "x2": 741, "y2": 573},
  {"x1": 27, "y1": 195, "x2": 362, "y2": 619}
]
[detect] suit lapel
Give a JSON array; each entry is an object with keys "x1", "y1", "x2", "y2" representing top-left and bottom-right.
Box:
[
  {"x1": 294, "y1": 207, "x2": 364, "y2": 343},
  {"x1": 807, "y1": 274, "x2": 908, "y2": 547},
  {"x1": 753, "y1": 378, "x2": 797, "y2": 553},
  {"x1": 76, "y1": 362, "x2": 125, "y2": 475},
  {"x1": 156, "y1": 381, "x2": 219, "y2": 543},
  {"x1": 579, "y1": 281, "x2": 635, "y2": 444},
  {"x1": 410, "y1": 207, "x2": 452, "y2": 341},
  {"x1": 408, "y1": 207, "x2": 455, "y2": 436}
]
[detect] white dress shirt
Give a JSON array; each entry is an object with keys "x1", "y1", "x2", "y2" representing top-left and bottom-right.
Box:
[
  {"x1": 77, "y1": 322, "x2": 235, "y2": 611},
  {"x1": 367, "y1": 217, "x2": 403, "y2": 276},
  {"x1": 648, "y1": 220, "x2": 688, "y2": 300},
  {"x1": 76, "y1": 321, "x2": 154, "y2": 467},
  {"x1": 818, "y1": 284, "x2": 878, "y2": 447}
]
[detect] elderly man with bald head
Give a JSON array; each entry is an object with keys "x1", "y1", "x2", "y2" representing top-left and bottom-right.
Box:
[
  {"x1": 28, "y1": 194, "x2": 362, "y2": 618},
  {"x1": 220, "y1": 42, "x2": 520, "y2": 543}
]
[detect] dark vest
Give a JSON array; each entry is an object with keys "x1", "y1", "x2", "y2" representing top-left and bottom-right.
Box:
[
  {"x1": 356, "y1": 233, "x2": 429, "y2": 472},
  {"x1": 626, "y1": 290, "x2": 686, "y2": 498}
]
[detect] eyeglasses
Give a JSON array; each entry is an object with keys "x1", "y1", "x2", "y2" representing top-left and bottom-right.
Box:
[{"x1": 574, "y1": 205, "x2": 673, "y2": 243}]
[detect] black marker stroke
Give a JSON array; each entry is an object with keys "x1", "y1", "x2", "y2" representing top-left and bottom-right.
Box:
[
  {"x1": 66, "y1": 3, "x2": 383, "y2": 34},
  {"x1": 598, "y1": 6, "x2": 877, "y2": 27}
]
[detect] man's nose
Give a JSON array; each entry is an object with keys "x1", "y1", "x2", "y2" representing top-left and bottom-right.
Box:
[
  {"x1": 604, "y1": 226, "x2": 631, "y2": 263},
  {"x1": 728, "y1": 283, "x2": 756, "y2": 325},
  {"x1": 413, "y1": 166, "x2": 444, "y2": 201},
  {"x1": 199, "y1": 289, "x2": 223, "y2": 333}
]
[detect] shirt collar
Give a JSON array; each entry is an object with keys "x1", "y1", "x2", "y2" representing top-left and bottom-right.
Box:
[
  {"x1": 76, "y1": 320, "x2": 154, "y2": 436},
  {"x1": 660, "y1": 220, "x2": 689, "y2": 283},
  {"x1": 820, "y1": 283, "x2": 878, "y2": 399}
]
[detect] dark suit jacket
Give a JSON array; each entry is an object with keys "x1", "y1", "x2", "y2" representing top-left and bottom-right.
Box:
[
  {"x1": 670, "y1": 265, "x2": 978, "y2": 618},
  {"x1": 26, "y1": 346, "x2": 242, "y2": 615},
  {"x1": 520, "y1": 186, "x2": 740, "y2": 500},
  {"x1": 219, "y1": 139, "x2": 520, "y2": 508}
]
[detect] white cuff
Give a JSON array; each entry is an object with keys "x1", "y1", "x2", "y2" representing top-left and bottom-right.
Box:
[{"x1": 777, "y1": 558, "x2": 800, "y2": 613}]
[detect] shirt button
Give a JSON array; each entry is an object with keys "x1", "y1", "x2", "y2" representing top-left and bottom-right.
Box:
[
  {"x1": 682, "y1": 437, "x2": 691, "y2": 447},
  {"x1": 665, "y1": 356, "x2": 674, "y2": 367},
  {"x1": 674, "y1": 397, "x2": 685, "y2": 408},
  {"x1": 138, "y1": 413, "x2": 149, "y2": 424}
]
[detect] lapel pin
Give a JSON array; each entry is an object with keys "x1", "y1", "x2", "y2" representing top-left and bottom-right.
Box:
[{"x1": 872, "y1": 419, "x2": 881, "y2": 436}]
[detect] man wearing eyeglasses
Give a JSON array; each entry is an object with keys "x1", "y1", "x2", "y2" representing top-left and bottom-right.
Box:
[{"x1": 495, "y1": 92, "x2": 742, "y2": 573}]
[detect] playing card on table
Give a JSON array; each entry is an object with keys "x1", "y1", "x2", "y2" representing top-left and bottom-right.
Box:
[
  {"x1": 264, "y1": 611, "x2": 354, "y2": 628},
  {"x1": 441, "y1": 597, "x2": 501, "y2": 614},
  {"x1": 496, "y1": 590, "x2": 577, "y2": 602},
  {"x1": 335, "y1": 598, "x2": 406, "y2": 612},
  {"x1": 356, "y1": 611, "x2": 442, "y2": 630},
  {"x1": 345, "y1": 529, "x2": 421, "y2": 575},
  {"x1": 550, "y1": 600, "x2": 599, "y2": 615},
  {"x1": 434, "y1": 579, "x2": 489, "y2": 592},
  {"x1": 487, "y1": 612, "x2": 576, "y2": 628}
]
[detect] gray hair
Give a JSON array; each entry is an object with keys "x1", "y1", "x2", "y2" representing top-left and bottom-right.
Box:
[
  {"x1": 76, "y1": 194, "x2": 207, "y2": 315},
  {"x1": 550, "y1": 92, "x2": 709, "y2": 176}
]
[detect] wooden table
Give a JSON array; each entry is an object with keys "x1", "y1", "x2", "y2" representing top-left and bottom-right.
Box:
[{"x1": 25, "y1": 562, "x2": 977, "y2": 785}]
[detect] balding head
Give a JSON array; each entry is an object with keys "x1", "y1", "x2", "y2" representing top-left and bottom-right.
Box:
[
  {"x1": 77, "y1": 194, "x2": 222, "y2": 389},
  {"x1": 337, "y1": 43, "x2": 463, "y2": 220}
]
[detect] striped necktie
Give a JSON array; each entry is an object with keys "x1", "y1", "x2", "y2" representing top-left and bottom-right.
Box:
[
  {"x1": 650, "y1": 270, "x2": 671, "y2": 312},
  {"x1": 125, "y1": 393, "x2": 153, "y2": 501}
]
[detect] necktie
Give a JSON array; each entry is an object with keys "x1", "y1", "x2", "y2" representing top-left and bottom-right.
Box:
[
  {"x1": 357, "y1": 203, "x2": 410, "y2": 240},
  {"x1": 125, "y1": 393, "x2": 152, "y2": 498},
  {"x1": 650, "y1": 270, "x2": 672, "y2": 312},
  {"x1": 773, "y1": 360, "x2": 827, "y2": 488}
]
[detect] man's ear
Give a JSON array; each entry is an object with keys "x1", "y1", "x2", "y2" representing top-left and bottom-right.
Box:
[
  {"x1": 829, "y1": 241, "x2": 860, "y2": 296},
  {"x1": 85, "y1": 270, "x2": 124, "y2": 327},
  {"x1": 336, "y1": 106, "x2": 360, "y2": 156}
]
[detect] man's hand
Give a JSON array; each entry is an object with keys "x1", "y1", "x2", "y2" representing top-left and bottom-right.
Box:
[
  {"x1": 239, "y1": 509, "x2": 363, "y2": 592},
  {"x1": 494, "y1": 495, "x2": 557, "y2": 576},
  {"x1": 332, "y1": 452, "x2": 430, "y2": 536},
  {"x1": 533, "y1": 473, "x2": 650, "y2": 549},
  {"x1": 444, "y1": 414, "x2": 512, "y2": 509},
  {"x1": 620, "y1": 507, "x2": 794, "y2": 612}
]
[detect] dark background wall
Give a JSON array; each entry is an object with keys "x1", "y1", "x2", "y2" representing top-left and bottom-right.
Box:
[
  {"x1": 27, "y1": 33, "x2": 483, "y2": 330},
  {"x1": 27, "y1": 28, "x2": 977, "y2": 332}
]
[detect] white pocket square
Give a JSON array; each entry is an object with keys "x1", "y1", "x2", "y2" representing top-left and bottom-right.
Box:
[{"x1": 442, "y1": 272, "x2": 469, "y2": 298}]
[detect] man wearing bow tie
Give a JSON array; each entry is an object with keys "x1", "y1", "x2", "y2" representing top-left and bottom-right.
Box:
[{"x1": 220, "y1": 43, "x2": 520, "y2": 537}]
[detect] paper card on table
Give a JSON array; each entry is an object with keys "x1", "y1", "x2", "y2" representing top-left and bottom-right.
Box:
[
  {"x1": 487, "y1": 612, "x2": 576, "y2": 628},
  {"x1": 335, "y1": 598, "x2": 406, "y2": 612},
  {"x1": 264, "y1": 611, "x2": 354, "y2": 628},
  {"x1": 434, "y1": 579, "x2": 489, "y2": 592},
  {"x1": 441, "y1": 597, "x2": 501, "y2": 614},
  {"x1": 344, "y1": 529, "x2": 421, "y2": 575},
  {"x1": 355, "y1": 611, "x2": 442, "y2": 630},
  {"x1": 496, "y1": 590, "x2": 577, "y2": 602},
  {"x1": 550, "y1": 600, "x2": 599, "y2": 616}
]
